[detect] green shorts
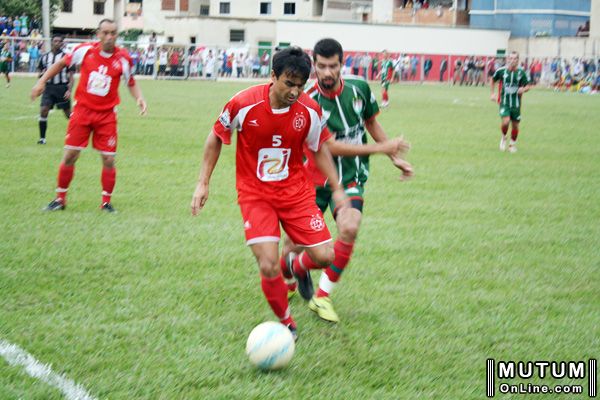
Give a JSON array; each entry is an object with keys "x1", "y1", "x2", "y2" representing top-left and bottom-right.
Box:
[
  {"x1": 316, "y1": 184, "x2": 365, "y2": 216},
  {"x1": 0, "y1": 62, "x2": 10, "y2": 74},
  {"x1": 499, "y1": 105, "x2": 521, "y2": 121}
]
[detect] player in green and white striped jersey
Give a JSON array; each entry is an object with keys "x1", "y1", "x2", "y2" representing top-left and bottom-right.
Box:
[
  {"x1": 280, "y1": 38, "x2": 413, "y2": 323},
  {"x1": 490, "y1": 51, "x2": 531, "y2": 153}
]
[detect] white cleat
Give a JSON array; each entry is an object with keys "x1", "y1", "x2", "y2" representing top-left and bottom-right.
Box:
[
  {"x1": 508, "y1": 144, "x2": 517, "y2": 153},
  {"x1": 381, "y1": 101, "x2": 389, "y2": 108},
  {"x1": 499, "y1": 135, "x2": 507, "y2": 151}
]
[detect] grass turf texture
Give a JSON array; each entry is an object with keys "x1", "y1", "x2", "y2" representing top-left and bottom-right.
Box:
[{"x1": 1, "y1": 78, "x2": 598, "y2": 399}]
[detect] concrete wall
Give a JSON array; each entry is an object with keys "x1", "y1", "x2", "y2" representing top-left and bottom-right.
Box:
[
  {"x1": 54, "y1": 0, "x2": 116, "y2": 30},
  {"x1": 591, "y1": 0, "x2": 600, "y2": 38},
  {"x1": 509, "y1": 37, "x2": 600, "y2": 58},
  {"x1": 162, "y1": 17, "x2": 276, "y2": 46},
  {"x1": 276, "y1": 20, "x2": 510, "y2": 55}
]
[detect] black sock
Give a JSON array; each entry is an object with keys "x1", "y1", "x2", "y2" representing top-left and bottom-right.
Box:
[{"x1": 39, "y1": 118, "x2": 47, "y2": 139}]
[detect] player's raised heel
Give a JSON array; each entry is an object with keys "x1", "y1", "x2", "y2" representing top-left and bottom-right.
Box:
[
  {"x1": 290, "y1": 254, "x2": 314, "y2": 301},
  {"x1": 43, "y1": 199, "x2": 65, "y2": 211},
  {"x1": 100, "y1": 202, "x2": 117, "y2": 213}
]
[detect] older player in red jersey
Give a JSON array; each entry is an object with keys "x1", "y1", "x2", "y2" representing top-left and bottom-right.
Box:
[
  {"x1": 191, "y1": 47, "x2": 349, "y2": 340},
  {"x1": 31, "y1": 19, "x2": 147, "y2": 212}
]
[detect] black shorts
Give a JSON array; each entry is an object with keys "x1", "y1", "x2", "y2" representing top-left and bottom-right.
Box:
[{"x1": 41, "y1": 84, "x2": 70, "y2": 110}]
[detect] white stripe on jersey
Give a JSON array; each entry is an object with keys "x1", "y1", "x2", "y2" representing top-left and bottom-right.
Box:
[{"x1": 298, "y1": 100, "x2": 324, "y2": 152}]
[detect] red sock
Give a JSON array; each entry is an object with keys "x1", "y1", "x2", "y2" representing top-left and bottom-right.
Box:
[
  {"x1": 316, "y1": 240, "x2": 354, "y2": 298},
  {"x1": 511, "y1": 127, "x2": 519, "y2": 141},
  {"x1": 292, "y1": 251, "x2": 320, "y2": 278},
  {"x1": 101, "y1": 167, "x2": 116, "y2": 204},
  {"x1": 279, "y1": 254, "x2": 297, "y2": 291},
  {"x1": 382, "y1": 90, "x2": 389, "y2": 102},
  {"x1": 501, "y1": 125, "x2": 509, "y2": 135},
  {"x1": 260, "y1": 273, "x2": 291, "y2": 323},
  {"x1": 56, "y1": 163, "x2": 75, "y2": 202}
]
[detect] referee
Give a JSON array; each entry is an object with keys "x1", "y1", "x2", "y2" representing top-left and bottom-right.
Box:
[{"x1": 37, "y1": 35, "x2": 74, "y2": 144}]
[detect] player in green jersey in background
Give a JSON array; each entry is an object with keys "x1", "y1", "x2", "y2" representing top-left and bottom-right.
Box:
[
  {"x1": 280, "y1": 38, "x2": 413, "y2": 323},
  {"x1": 379, "y1": 50, "x2": 395, "y2": 108},
  {"x1": 490, "y1": 51, "x2": 531, "y2": 153}
]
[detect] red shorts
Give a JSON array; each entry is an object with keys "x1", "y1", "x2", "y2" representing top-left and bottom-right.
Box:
[
  {"x1": 239, "y1": 198, "x2": 331, "y2": 247},
  {"x1": 65, "y1": 105, "x2": 118, "y2": 155}
]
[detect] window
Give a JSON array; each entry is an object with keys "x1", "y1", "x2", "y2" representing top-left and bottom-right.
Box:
[
  {"x1": 283, "y1": 2, "x2": 295, "y2": 15},
  {"x1": 219, "y1": 2, "x2": 230, "y2": 14},
  {"x1": 260, "y1": 2, "x2": 271, "y2": 15},
  {"x1": 93, "y1": 1, "x2": 105, "y2": 15},
  {"x1": 180, "y1": 0, "x2": 189, "y2": 11},
  {"x1": 200, "y1": 5, "x2": 210, "y2": 15},
  {"x1": 161, "y1": 0, "x2": 175, "y2": 10},
  {"x1": 62, "y1": 0, "x2": 73, "y2": 13},
  {"x1": 230, "y1": 29, "x2": 245, "y2": 42},
  {"x1": 167, "y1": 36, "x2": 174, "y2": 43},
  {"x1": 190, "y1": 36, "x2": 196, "y2": 44}
]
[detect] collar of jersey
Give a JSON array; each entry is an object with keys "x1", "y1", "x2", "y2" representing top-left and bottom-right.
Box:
[
  {"x1": 316, "y1": 77, "x2": 344, "y2": 99},
  {"x1": 263, "y1": 83, "x2": 290, "y2": 114}
]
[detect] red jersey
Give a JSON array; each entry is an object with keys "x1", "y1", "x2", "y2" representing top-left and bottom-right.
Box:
[
  {"x1": 212, "y1": 83, "x2": 331, "y2": 204},
  {"x1": 65, "y1": 42, "x2": 136, "y2": 111}
]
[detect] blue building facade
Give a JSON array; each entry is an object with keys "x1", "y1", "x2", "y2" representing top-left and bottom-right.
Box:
[{"x1": 470, "y1": 0, "x2": 591, "y2": 37}]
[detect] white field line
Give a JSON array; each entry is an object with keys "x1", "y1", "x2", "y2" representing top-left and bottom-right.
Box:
[{"x1": 0, "y1": 339, "x2": 98, "y2": 400}]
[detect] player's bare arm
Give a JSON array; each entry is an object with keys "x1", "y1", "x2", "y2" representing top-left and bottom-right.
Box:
[
  {"x1": 490, "y1": 77, "x2": 498, "y2": 101},
  {"x1": 326, "y1": 136, "x2": 408, "y2": 158},
  {"x1": 364, "y1": 116, "x2": 413, "y2": 178},
  {"x1": 518, "y1": 84, "x2": 532, "y2": 95},
  {"x1": 31, "y1": 58, "x2": 68, "y2": 100},
  {"x1": 65, "y1": 70, "x2": 74, "y2": 100},
  {"x1": 191, "y1": 131, "x2": 223, "y2": 216},
  {"x1": 312, "y1": 141, "x2": 349, "y2": 211},
  {"x1": 127, "y1": 83, "x2": 147, "y2": 115}
]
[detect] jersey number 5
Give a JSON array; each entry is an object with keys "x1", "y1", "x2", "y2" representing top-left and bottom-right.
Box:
[{"x1": 272, "y1": 135, "x2": 282, "y2": 147}]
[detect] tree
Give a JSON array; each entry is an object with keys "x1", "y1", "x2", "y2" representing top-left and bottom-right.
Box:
[{"x1": 0, "y1": 0, "x2": 61, "y2": 22}]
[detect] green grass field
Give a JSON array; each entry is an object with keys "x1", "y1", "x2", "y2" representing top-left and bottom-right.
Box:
[{"x1": 1, "y1": 78, "x2": 599, "y2": 399}]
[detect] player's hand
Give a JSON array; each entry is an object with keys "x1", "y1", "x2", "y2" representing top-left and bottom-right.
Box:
[
  {"x1": 63, "y1": 90, "x2": 71, "y2": 100},
  {"x1": 137, "y1": 98, "x2": 147, "y2": 115},
  {"x1": 392, "y1": 156, "x2": 413, "y2": 181},
  {"x1": 517, "y1": 87, "x2": 526, "y2": 95},
  {"x1": 331, "y1": 187, "x2": 350, "y2": 214},
  {"x1": 31, "y1": 82, "x2": 45, "y2": 101},
  {"x1": 380, "y1": 137, "x2": 410, "y2": 157},
  {"x1": 191, "y1": 183, "x2": 209, "y2": 216},
  {"x1": 490, "y1": 93, "x2": 497, "y2": 102}
]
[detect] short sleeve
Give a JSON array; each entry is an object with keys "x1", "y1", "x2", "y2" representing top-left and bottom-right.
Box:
[
  {"x1": 361, "y1": 81, "x2": 379, "y2": 121},
  {"x1": 305, "y1": 106, "x2": 331, "y2": 152},
  {"x1": 492, "y1": 68, "x2": 501, "y2": 82},
  {"x1": 520, "y1": 70, "x2": 529, "y2": 86},
  {"x1": 212, "y1": 97, "x2": 240, "y2": 145},
  {"x1": 64, "y1": 43, "x2": 92, "y2": 68}
]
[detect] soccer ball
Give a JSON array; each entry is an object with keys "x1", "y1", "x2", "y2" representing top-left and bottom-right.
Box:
[{"x1": 246, "y1": 321, "x2": 295, "y2": 370}]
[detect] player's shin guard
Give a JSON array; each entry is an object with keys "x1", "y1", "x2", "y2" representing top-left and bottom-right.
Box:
[
  {"x1": 56, "y1": 163, "x2": 75, "y2": 202},
  {"x1": 260, "y1": 273, "x2": 293, "y2": 325},
  {"x1": 316, "y1": 240, "x2": 354, "y2": 298},
  {"x1": 39, "y1": 117, "x2": 47, "y2": 139},
  {"x1": 511, "y1": 127, "x2": 519, "y2": 141},
  {"x1": 101, "y1": 167, "x2": 116, "y2": 204}
]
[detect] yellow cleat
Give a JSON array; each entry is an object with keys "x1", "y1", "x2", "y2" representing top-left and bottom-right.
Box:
[{"x1": 308, "y1": 295, "x2": 339, "y2": 323}]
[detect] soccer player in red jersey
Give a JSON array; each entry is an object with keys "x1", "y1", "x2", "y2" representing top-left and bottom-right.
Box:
[
  {"x1": 190, "y1": 47, "x2": 349, "y2": 340},
  {"x1": 31, "y1": 19, "x2": 147, "y2": 212}
]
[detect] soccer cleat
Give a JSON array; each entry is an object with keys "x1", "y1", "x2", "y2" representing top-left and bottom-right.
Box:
[
  {"x1": 508, "y1": 144, "x2": 517, "y2": 153},
  {"x1": 43, "y1": 199, "x2": 65, "y2": 211},
  {"x1": 289, "y1": 254, "x2": 314, "y2": 301},
  {"x1": 37, "y1": 138, "x2": 46, "y2": 145},
  {"x1": 100, "y1": 202, "x2": 117, "y2": 213},
  {"x1": 499, "y1": 135, "x2": 507, "y2": 151},
  {"x1": 286, "y1": 323, "x2": 298, "y2": 342},
  {"x1": 308, "y1": 295, "x2": 340, "y2": 323},
  {"x1": 381, "y1": 101, "x2": 389, "y2": 108}
]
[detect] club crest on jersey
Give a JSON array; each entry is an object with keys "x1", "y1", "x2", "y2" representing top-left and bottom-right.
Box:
[
  {"x1": 352, "y1": 97, "x2": 363, "y2": 114},
  {"x1": 292, "y1": 113, "x2": 306, "y2": 132},
  {"x1": 309, "y1": 214, "x2": 325, "y2": 231},
  {"x1": 219, "y1": 109, "x2": 231, "y2": 129}
]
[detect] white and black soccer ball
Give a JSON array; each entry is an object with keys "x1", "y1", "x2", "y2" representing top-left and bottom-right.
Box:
[{"x1": 246, "y1": 321, "x2": 295, "y2": 370}]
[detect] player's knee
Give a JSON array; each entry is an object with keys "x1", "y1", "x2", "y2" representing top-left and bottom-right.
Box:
[
  {"x1": 63, "y1": 151, "x2": 79, "y2": 165},
  {"x1": 337, "y1": 210, "x2": 361, "y2": 241},
  {"x1": 102, "y1": 155, "x2": 116, "y2": 168},
  {"x1": 257, "y1": 257, "x2": 279, "y2": 278}
]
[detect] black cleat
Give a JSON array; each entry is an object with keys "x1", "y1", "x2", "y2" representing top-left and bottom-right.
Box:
[
  {"x1": 289, "y1": 253, "x2": 314, "y2": 301},
  {"x1": 43, "y1": 199, "x2": 65, "y2": 211},
  {"x1": 286, "y1": 323, "x2": 298, "y2": 342},
  {"x1": 100, "y1": 202, "x2": 117, "y2": 213}
]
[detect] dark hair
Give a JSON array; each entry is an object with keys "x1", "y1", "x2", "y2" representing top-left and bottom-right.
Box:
[
  {"x1": 51, "y1": 33, "x2": 64, "y2": 41},
  {"x1": 98, "y1": 18, "x2": 116, "y2": 29},
  {"x1": 313, "y1": 38, "x2": 343, "y2": 63},
  {"x1": 271, "y1": 46, "x2": 311, "y2": 81}
]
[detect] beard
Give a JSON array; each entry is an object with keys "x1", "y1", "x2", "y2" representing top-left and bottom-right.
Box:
[{"x1": 319, "y1": 77, "x2": 336, "y2": 90}]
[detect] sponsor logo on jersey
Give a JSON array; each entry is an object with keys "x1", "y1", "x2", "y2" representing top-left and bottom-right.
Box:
[
  {"x1": 219, "y1": 108, "x2": 231, "y2": 129},
  {"x1": 292, "y1": 113, "x2": 307, "y2": 132},
  {"x1": 309, "y1": 214, "x2": 325, "y2": 231},
  {"x1": 248, "y1": 119, "x2": 259, "y2": 127}
]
